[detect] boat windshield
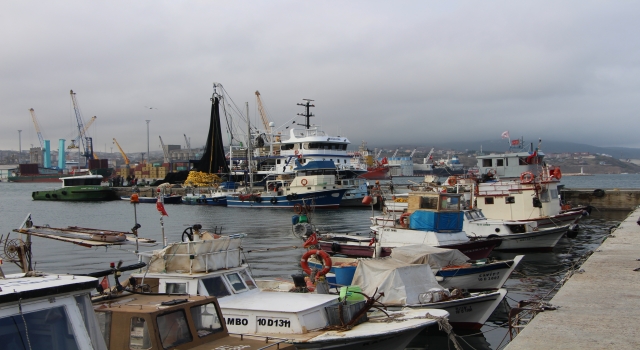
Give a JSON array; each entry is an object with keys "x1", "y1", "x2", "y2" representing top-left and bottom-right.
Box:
[
  {"x1": 190, "y1": 302, "x2": 223, "y2": 338},
  {"x1": 157, "y1": 310, "x2": 193, "y2": 349},
  {"x1": 201, "y1": 276, "x2": 232, "y2": 298},
  {"x1": 0, "y1": 306, "x2": 81, "y2": 350},
  {"x1": 63, "y1": 177, "x2": 102, "y2": 186}
]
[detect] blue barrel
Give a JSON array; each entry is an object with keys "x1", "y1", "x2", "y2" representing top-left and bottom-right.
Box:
[{"x1": 292, "y1": 215, "x2": 299, "y2": 225}]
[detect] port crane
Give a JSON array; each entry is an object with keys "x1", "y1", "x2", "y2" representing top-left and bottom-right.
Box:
[
  {"x1": 184, "y1": 134, "x2": 191, "y2": 160},
  {"x1": 112, "y1": 138, "x2": 130, "y2": 167},
  {"x1": 159, "y1": 136, "x2": 170, "y2": 163},
  {"x1": 255, "y1": 91, "x2": 274, "y2": 139},
  {"x1": 28, "y1": 108, "x2": 46, "y2": 149},
  {"x1": 68, "y1": 90, "x2": 94, "y2": 164}
]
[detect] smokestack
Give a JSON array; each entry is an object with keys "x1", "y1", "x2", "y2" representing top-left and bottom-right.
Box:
[
  {"x1": 58, "y1": 139, "x2": 66, "y2": 169},
  {"x1": 43, "y1": 140, "x2": 51, "y2": 168}
]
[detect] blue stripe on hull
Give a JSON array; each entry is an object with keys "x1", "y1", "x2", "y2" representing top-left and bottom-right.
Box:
[{"x1": 226, "y1": 189, "x2": 345, "y2": 208}]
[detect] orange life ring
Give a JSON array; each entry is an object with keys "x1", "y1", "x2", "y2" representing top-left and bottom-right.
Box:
[
  {"x1": 301, "y1": 178, "x2": 308, "y2": 186},
  {"x1": 553, "y1": 167, "x2": 562, "y2": 180},
  {"x1": 294, "y1": 150, "x2": 299, "y2": 155},
  {"x1": 486, "y1": 169, "x2": 496, "y2": 177},
  {"x1": 300, "y1": 249, "x2": 332, "y2": 277},
  {"x1": 520, "y1": 171, "x2": 534, "y2": 184},
  {"x1": 399, "y1": 212, "x2": 411, "y2": 228},
  {"x1": 447, "y1": 176, "x2": 457, "y2": 186},
  {"x1": 293, "y1": 203, "x2": 304, "y2": 214}
]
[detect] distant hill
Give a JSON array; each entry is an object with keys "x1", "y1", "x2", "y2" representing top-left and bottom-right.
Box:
[{"x1": 377, "y1": 140, "x2": 640, "y2": 159}]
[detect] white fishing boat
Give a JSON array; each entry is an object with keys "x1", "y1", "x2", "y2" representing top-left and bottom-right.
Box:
[
  {"x1": 308, "y1": 244, "x2": 523, "y2": 291},
  {"x1": 472, "y1": 137, "x2": 591, "y2": 230},
  {"x1": 226, "y1": 160, "x2": 347, "y2": 209},
  {"x1": 463, "y1": 208, "x2": 569, "y2": 250},
  {"x1": 351, "y1": 258, "x2": 507, "y2": 329},
  {"x1": 317, "y1": 192, "x2": 501, "y2": 260},
  {"x1": 122, "y1": 229, "x2": 448, "y2": 350}
]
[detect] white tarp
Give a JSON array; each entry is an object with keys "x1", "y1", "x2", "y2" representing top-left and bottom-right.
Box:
[
  {"x1": 390, "y1": 244, "x2": 469, "y2": 270},
  {"x1": 351, "y1": 258, "x2": 444, "y2": 305},
  {"x1": 138, "y1": 235, "x2": 243, "y2": 273}
]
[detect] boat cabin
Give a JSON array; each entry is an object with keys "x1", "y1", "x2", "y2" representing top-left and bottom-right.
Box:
[
  {"x1": 130, "y1": 235, "x2": 340, "y2": 335},
  {"x1": 475, "y1": 139, "x2": 545, "y2": 180},
  {"x1": 402, "y1": 192, "x2": 465, "y2": 233},
  {"x1": 61, "y1": 174, "x2": 104, "y2": 187},
  {"x1": 0, "y1": 274, "x2": 107, "y2": 350}
]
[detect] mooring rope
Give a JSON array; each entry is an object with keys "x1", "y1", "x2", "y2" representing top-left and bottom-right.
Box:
[{"x1": 425, "y1": 313, "x2": 463, "y2": 350}]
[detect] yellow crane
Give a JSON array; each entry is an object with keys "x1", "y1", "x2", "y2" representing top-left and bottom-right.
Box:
[
  {"x1": 255, "y1": 91, "x2": 273, "y2": 139},
  {"x1": 29, "y1": 108, "x2": 46, "y2": 149},
  {"x1": 112, "y1": 138, "x2": 130, "y2": 167}
]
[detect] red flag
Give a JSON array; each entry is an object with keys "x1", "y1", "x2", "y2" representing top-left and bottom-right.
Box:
[
  {"x1": 526, "y1": 150, "x2": 538, "y2": 164},
  {"x1": 303, "y1": 233, "x2": 319, "y2": 248},
  {"x1": 156, "y1": 196, "x2": 168, "y2": 216},
  {"x1": 381, "y1": 157, "x2": 388, "y2": 165},
  {"x1": 511, "y1": 139, "x2": 520, "y2": 146},
  {"x1": 100, "y1": 276, "x2": 110, "y2": 290}
]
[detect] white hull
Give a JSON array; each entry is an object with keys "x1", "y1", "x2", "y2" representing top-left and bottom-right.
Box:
[
  {"x1": 439, "y1": 256, "x2": 523, "y2": 290},
  {"x1": 475, "y1": 226, "x2": 568, "y2": 250},
  {"x1": 407, "y1": 289, "x2": 507, "y2": 329},
  {"x1": 292, "y1": 326, "x2": 424, "y2": 350}
]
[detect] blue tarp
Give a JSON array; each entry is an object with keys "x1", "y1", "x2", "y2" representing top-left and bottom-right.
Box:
[{"x1": 409, "y1": 211, "x2": 463, "y2": 232}]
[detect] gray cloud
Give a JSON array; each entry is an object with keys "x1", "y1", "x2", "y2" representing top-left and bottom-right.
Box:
[{"x1": 2, "y1": 1, "x2": 640, "y2": 155}]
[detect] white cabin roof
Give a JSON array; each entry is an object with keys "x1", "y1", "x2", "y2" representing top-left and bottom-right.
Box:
[{"x1": 218, "y1": 290, "x2": 337, "y2": 313}]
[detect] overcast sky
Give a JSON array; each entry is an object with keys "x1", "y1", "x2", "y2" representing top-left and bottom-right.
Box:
[{"x1": 2, "y1": 1, "x2": 639, "y2": 155}]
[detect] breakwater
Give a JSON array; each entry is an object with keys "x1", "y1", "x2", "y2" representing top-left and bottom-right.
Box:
[{"x1": 561, "y1": 188, "x2": 640, "y2": 211}]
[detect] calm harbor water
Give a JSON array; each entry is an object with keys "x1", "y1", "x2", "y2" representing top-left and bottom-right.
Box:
[{"x1": 1, "y1": 173, "x2": 638, "y2": 349}]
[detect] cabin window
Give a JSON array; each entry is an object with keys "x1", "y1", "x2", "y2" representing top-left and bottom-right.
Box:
[
  {"x1": 226, "y1": 273, "x2": 248, "y2": 292},
  {"x1": 484, "y1": 197, "x2": 494, "y2": 205},
  {"x1": 63, "y1": 177, "x2": 102, "y2": 186},
  {"x1": 190, "y1": 303, "x2": 223, "y2": 338},
  {"x1": 239, "y1": 270, "x2": 257, "y2": 290},
  {"x1": 201, "y1": 276, "x2": 231, "y2": 298},
  {"x1": 505, "y1": 196, "x2": 515, "y2": 204},
  {"x1": 157, "y1": 310, "x2": 193, "y2": 349},
  {"x1": 550, "y1": 189, "x2": 558, "y2": 199},
  {"x1": 95, "y1": 311, "x2": 112, "y2": 349},
  {"x1": 418, "y1": 196, "x2": 439, "y2": 210},
  {"x1": 482, "y1": 159, "x2": 492, "y2": 167},
  {"x1": 129, "y1": 317, "x2": 152, "y2": 350},
  {"x1": 497, "y1": 159, "x2": 504, "y2": 167},
  {"x1": 76, "y1": 294, "x2": 108, "y2": 349},
  {"x1": 540, "y1": 189, "x2": 550, "y2": 202},
  {"x1": 166, "y1": 282, "x2": 187, "y2": 294},
  {"x1": 280, "y1": 144, "x2": 294, "y2": 150},
  {"x1": 0, "y1": 306, "x2": 81, "y2": 350}
]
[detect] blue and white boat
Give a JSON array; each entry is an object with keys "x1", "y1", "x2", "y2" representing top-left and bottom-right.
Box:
[{"x1": 226, "y1": 160, "x2": 347, "y2": 209}]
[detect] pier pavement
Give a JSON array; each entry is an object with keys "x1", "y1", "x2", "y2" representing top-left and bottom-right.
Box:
[{"x1": 505, "y1": 206, "x2": 640, "y2": 349}]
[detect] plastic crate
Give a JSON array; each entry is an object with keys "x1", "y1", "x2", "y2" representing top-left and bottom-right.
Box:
[{"x1": 325, "y1": 300, "x2": 368, "y2": 326}]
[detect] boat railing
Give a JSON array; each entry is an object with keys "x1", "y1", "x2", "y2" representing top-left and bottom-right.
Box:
[
  {"x1": 138, "y1": 235, "x2": 245, "y2": 274},
  {"x1": 228, "y1": 333, "x2": 290, "y2": 348}
]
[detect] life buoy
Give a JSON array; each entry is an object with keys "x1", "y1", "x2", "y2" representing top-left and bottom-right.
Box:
[
  {"x1": 301, "y1": 178, "x2": 308, "y2": 186},
  {"x1": 399, "y1": 212, "x2": 410, "y2": 228},
  {"x1": 300, "y1": 249, "x2": 332, "y2": 277},
  {"x1": 553, "y1": 168, "x2": 562, "y2": 180},
  {"x1": 294, "y1": 150, "x2": 299, "y2": 155},
  {"x1": 486, "y1": 169, "x2": 496, "y2": 177},
  {"x1": 520, "y1": 171, "x2": 534, "y2": 184},
  {"x1": 447, "y1": 176, "x2": 457, "y2": 186},
  {"x1": 294, "y1": 203, "x2": 304, "y2": 214},
  {"x1": 270, "y1": 197, "x2": 278, "y2": 204}
]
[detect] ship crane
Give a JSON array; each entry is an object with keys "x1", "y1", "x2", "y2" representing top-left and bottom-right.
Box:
[
  {"x1": 425, "y1": 148, "x2": 435, "y2": 163},
  {"x1": 28, "y1": 108, "x2": 46, "y2": 149},
  {"x1": 255, "y1": 91, "x2": 274, "y2": 139},
  {"x1": 112, "y1": 138, "x2": 130, "y2": 167},
  {"x1": 409, "y1": 148, "x2": 417, "y2": 158},
  {"x1": 392, "y1": 149, "x2": 399, "y2": 158},
  {"x1": 159, "y1": 135, "x2": 170, "y2": 163}
]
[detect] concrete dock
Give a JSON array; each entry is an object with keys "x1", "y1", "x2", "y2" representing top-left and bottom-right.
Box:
[{"x1": 505, "y1": 206, "x2": 640, "y2": 349}]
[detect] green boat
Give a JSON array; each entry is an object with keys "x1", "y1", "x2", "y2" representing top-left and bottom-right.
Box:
[{"x1": 32, "y1": 174, "x2": 119, "y2": 201}]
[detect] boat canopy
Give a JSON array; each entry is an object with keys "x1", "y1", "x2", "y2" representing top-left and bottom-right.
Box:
[
  {"x1": 351, "y1": 258, "x2": 443, "y2": 305},
  {"x1": 390, "y1": 245, "x2": 469, "y2": 270}
]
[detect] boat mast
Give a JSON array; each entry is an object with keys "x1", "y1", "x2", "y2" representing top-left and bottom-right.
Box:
[
  {"x1": 296, "y1": 99, "x2": 315, "y2": 129},
  {"x1": 246, "y1": 102, "x2": 253, "y2": 192}
]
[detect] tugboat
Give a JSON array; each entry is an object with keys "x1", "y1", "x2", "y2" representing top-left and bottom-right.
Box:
[{"x1": 32, "y1": 173, "x2": 119, "y2": 201}]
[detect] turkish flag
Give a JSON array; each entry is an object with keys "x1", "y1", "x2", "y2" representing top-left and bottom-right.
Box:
[
  {"x1": 156, "y1": 196, "x2": 168, "y2": 216},
  {"x1": 100, "y1": 276, "x2": 110, "y2": 290}
]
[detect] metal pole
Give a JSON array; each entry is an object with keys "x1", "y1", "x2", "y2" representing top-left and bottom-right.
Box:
[
  {"x1": 18, "y1": 130, "x2": 22, "y2": 164},
  {"x1": 146, "y1": 120, "x2": 150, "y2": 164}
]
